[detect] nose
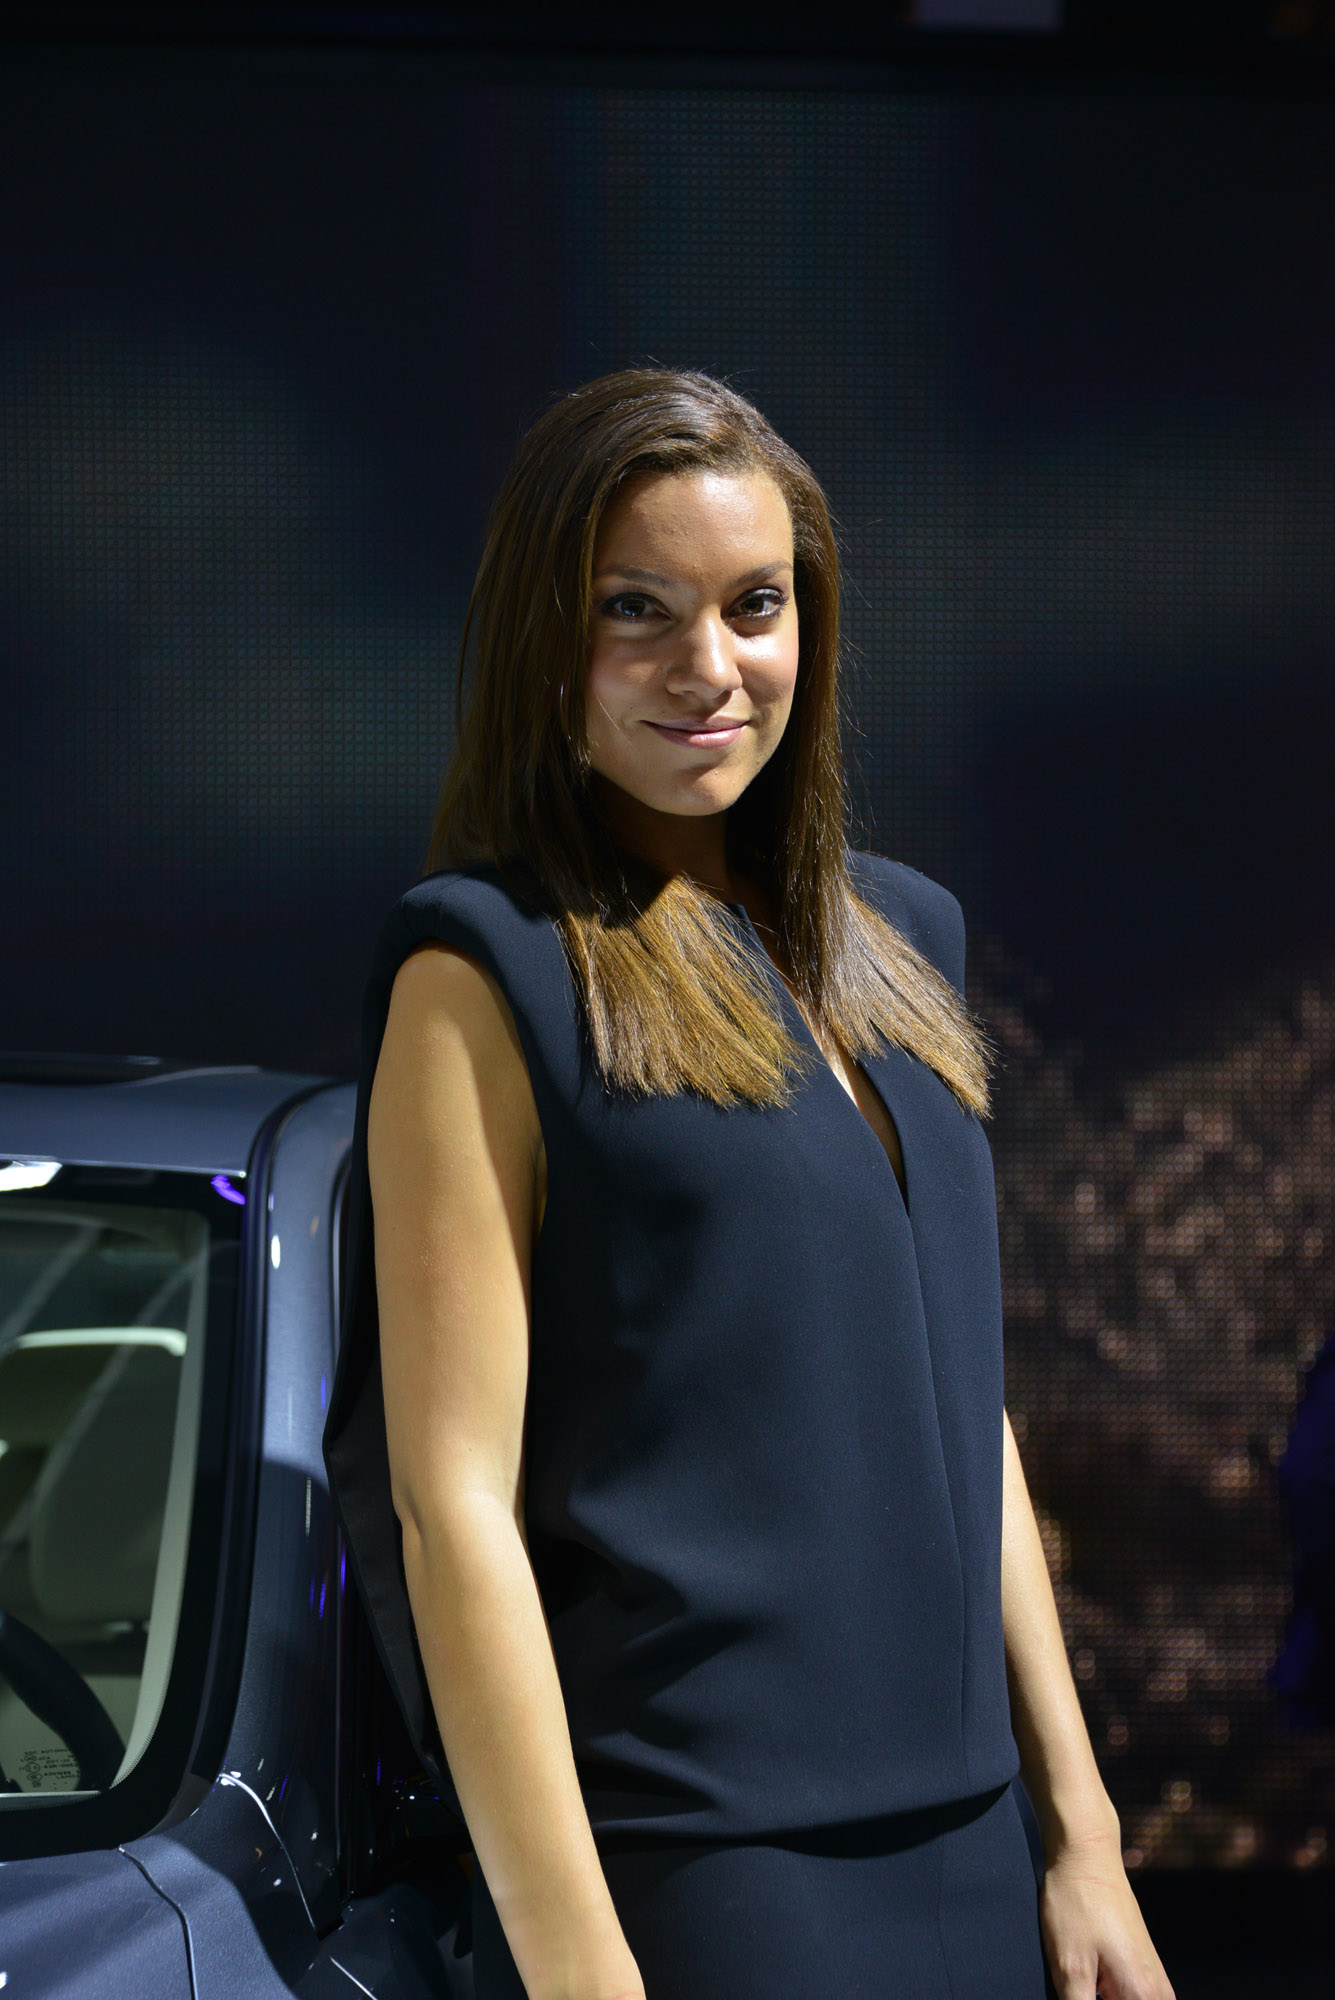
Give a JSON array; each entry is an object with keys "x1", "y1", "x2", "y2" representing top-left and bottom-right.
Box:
[{"x1": 667, "y1": 610, "x2": 741, "y2": 695}]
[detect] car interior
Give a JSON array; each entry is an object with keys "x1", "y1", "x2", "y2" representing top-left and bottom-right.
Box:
[{"x1": 0, "y1": 1197, "x2": 209, "y2": 1798}]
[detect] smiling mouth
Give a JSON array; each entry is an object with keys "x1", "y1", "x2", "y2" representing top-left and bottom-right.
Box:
[{"x1": 645, "y1": 717, "x2": 748, "y2": 743}]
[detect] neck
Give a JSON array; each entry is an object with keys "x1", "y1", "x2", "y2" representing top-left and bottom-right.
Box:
[{"x1": 591, "y1": 778, "x2": 744, "y2": 902}]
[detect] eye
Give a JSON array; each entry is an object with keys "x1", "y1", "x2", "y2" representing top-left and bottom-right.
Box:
[
  {"x1": 597, "y1": 592, "x2": 663, "y2": 623},
  {"x1": 732, "y1": 587, "x2": 787, "y2": 621}
]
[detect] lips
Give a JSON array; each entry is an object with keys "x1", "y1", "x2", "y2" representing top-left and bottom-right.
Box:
[{"x1": 645, "y1": 716, "x2": 748, "y2": 745}]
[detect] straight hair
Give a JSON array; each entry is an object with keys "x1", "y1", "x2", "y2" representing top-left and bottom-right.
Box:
[{"x1": 425, "y1": 367, "x2": 990, "y2": 1117}]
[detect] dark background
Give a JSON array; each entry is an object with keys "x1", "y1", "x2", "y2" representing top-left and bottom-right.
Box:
[{"x1": 4, "y1": 15, "x2": 1334, "y2": 1921}]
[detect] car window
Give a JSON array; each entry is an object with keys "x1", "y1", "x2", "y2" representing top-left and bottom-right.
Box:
[{"x1": 0, "y1": 1169, "x2": 240, "y2": 1808}]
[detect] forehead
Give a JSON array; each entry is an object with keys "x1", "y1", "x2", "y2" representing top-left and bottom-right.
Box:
[{"x1": 593, "y1": 468, "x2": 793, "y2": 571}]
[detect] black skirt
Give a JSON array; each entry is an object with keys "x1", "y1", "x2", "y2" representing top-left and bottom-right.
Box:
[{"x1": 471, "y1": 1782, "x2": 1054, "y2": 2000}]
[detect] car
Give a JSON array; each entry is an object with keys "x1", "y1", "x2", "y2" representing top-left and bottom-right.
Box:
[{"x1": 0, "y1": 1055, "x2": 473, "y2": 1997}]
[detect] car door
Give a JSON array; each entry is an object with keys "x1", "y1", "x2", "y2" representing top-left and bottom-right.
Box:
[{"x1": 0, "y1": 1074, "x2": 472, "y2": 1995}]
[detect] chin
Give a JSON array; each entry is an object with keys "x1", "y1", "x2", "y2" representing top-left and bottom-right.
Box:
[
  {"x1": 665, "y1": 780, "x2": 751, "y2": 816},
  {"x1": 593, "y1": 763, "x2": 751, "y2": 824}
]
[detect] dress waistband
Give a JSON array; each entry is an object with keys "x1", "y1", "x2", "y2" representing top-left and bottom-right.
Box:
[{"x1": 596, "y1": 1782, "x2": 1015, "y2": 1858}]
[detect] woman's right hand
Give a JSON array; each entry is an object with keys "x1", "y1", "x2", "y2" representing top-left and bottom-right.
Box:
[{"x1": 371, "y1": 941, "x2": 641, "y2": 2000}]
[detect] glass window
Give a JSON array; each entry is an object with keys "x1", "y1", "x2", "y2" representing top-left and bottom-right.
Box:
[{"x1": 0, "y1": 1169, "x2": 241, "y2": 1808}]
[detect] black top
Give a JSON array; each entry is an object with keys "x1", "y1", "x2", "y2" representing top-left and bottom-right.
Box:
[{"x1": 323, "y1": 850, "x2": 1019, "y2": 1839}]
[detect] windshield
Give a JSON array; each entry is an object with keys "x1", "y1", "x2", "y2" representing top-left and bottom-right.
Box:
[{"x1": 0, "y1": 1167, "x2": 242, "y2": 1806}]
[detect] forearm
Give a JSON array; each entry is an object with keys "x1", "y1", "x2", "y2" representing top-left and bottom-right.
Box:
[
  {"x1": 999, "y1": 1410, "x2": 1120, "y2": 1860},
  {"x1": 400, "y1": 1493, "x2": 642, "y2": 2000}
]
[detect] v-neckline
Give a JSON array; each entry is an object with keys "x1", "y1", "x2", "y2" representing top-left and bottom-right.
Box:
[{"x1": 725, "y1": 900, "x2": 910, "y2": 1215}]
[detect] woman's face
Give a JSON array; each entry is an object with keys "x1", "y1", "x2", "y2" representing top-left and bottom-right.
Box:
[{"x1": 584, "y1": 467, "x2": 799, "y2": 825}]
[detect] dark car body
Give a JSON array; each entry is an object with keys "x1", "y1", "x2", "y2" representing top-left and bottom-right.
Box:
[{"x1": 0, "y1": 1060, "x2": 471, "y2": 1997}]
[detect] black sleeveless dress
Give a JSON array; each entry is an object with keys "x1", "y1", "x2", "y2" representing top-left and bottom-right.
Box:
[{"x1": 324, "y1": 850, "x2": 1050, "y2": 1999}]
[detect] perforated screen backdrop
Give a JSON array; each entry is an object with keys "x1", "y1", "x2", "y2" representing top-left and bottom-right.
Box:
[{"x1": 3, "y1": 45, "x2": 1334, "y2": 1868}]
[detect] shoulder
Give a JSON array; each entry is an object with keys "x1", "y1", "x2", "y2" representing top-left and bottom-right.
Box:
[
  {"x1": 372, "y1": 862, "x2": 559, "y2": 996},
  {"x1": 846, "y1": 849, "x2": 967, "y2": 996},
  {"x1": 364, "y1": 863, "x2": 574, "y2": 1091},
  {"x1": 394, "y1": 860, "x2": 552, "y2": 951},
  {"x1": 371, "y1": 901, "x2": 543, "y2": 1171}
]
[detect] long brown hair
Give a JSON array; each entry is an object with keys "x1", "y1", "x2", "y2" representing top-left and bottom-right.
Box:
[{"x1": 426, "y1": 367, "x2": 990, "y2": 1116}]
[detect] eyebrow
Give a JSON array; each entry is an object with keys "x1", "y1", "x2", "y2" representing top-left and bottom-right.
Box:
[{"x1": 592, "y1": 561, "x2": 794, "y2": 590}]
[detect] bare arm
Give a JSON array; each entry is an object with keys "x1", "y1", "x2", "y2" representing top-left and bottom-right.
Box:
[
  {"x1": 1001, "y1": 1409, "x2": 1174, "y2": 2000},
  {"x1": 370, "y1": 942, "x2": 643, "y2": 2000}
]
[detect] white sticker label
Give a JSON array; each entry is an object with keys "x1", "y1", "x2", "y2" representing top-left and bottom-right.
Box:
[{"x1": 17, "y1": 1746, "x2": 80, "y2": 1791}]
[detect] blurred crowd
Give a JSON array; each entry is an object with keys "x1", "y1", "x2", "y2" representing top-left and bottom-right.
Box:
[{"x1": 975, "y1": 951, "x2": 1335, "y2": 1868}]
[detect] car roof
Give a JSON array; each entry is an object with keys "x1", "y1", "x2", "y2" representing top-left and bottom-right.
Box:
[{"x1": 0, "y1": 1064, "x2": 342, "y2": 1176}]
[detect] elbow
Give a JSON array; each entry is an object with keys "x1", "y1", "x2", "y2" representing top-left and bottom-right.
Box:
[
  {"x1": 389, "y1": 1463, "x2": 431, "y2": 1547},
  {"x1": 389, "y1": 1462, "x2": 524, "y2": 1575}
]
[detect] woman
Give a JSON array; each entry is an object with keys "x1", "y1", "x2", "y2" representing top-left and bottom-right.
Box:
[{"x1": 324, "y1": 368, "x2": 1173, "y2": 2000}]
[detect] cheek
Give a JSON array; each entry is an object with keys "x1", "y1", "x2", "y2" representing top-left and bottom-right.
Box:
[
  {"x1": 583, "y1": 651, "x2": 645, "y2": 766},
  {"x1": 586, "y1": 638, "x2": 647, "y2": 703},
  {"x1": 761, "y1": 629, "x2": 801, "y2": 712},
  {"x1": 583, "y1": 649, "x2": 621, "y2": 722}
]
